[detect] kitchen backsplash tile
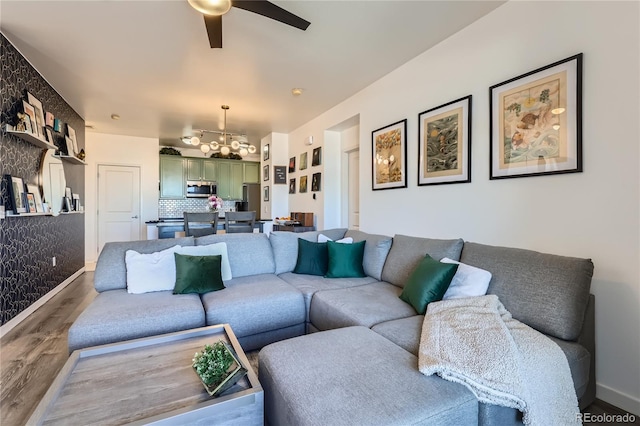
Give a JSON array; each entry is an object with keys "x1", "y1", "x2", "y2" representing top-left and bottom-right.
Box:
[{"x1": 159, "y1": 199, "x2": 237, "y2": 219}]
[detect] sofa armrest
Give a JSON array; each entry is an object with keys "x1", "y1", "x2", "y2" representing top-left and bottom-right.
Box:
[{"x1": 577, "y1": 294, "x2": 596, "y2": 409}]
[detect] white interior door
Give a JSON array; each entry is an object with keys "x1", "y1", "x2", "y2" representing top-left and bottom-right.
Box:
[
  {"x1": 98, "y1": 165, "x2": 141, "y2": 255},
  {"x1": 347, "y1": 149, "x2": 360, "y2": 229}
]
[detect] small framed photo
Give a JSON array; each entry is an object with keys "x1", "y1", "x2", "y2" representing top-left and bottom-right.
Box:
[
  {"x1": 263, "y1": 165, "x2": 269, "y2": 181},
  {"x1": 27, "y1": 92, "x2": 45, "y2": 137},
  {"x1": 311, "y1": 172, "x2": 321, "y2": 192},
  {"x1": 64, "y1": 197, "x2": 72, "y2": 212},
  {"x1": 65, "y1": 186, "x2": 73, "y2": 200},
  {"x1": 273, "y1": 166, "x2": 287, "y2": 184},
  {"x1": 5, "y1": 174, "x2": 27, "y2": 214},
  {"x1": 26, "y1": 193, "x2": 37, "y2": 213},
  {"x1": 45, "y1": 111, "x2": 55, "y2": 127},
  {"x1": 300, "y1": 175, "x2": 308, "y2": 193},
  {"x1": 263, "y1": 186, "x2": 269, "y2": 202},
  {"x1": 418, "y1": 95, "x2": 472, "y2": 186},
  {"x1": 300, "y1": 152, "x2": 308, "y2": 170},
  {"x1": 263, "y1": 144, "x2": 270, "y2": 161},
  {"x1": 26, "y1": 184, "x2": 44, "y2": 213},
  {"x1": 65, "y1": 136, "x2": 75, "y2": 156},
  {"x1": 312, "y1": 147, "x2": 322, "y2": 166},
  {"x1": 22, "y1": 101, "x2": 38, "y2": 136},
  {"x1": 289, "y1": 156, "x2": 296, "y2": 173},
  {"x1": 490, "y1": 53, "x2": 583, "y2": 179},
  {"x1": 372, "y1": 119, "x2": 407, "y2": 190},
  {"x1": 53, "y1": 118, "x2": 62, "y2": 132},
  {"x1": 289, "y1": 178, "x2": 296, "y2": 194},
  {"x1": 67, "y1": 124, "x2": 79, "y2": 155},
  {"x1": 45, "y1": 128, "x2": 54, "y2": 144}
]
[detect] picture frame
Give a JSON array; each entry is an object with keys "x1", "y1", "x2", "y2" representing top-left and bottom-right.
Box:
[
  {"x1": 26, "y1": 193, "x2": 37, "y2": 213},
  {"x1": 26, "y1": 184, "x2": 44, "y2": 213},
  {"x1": 289, "y1": 156, "x2": 296, "y2": 173},
  {"x1": 263, "y1": 165, "x2": 269, "y2": 181},
  {"x1": 45, "y1": 128, "x2": 54, "y2": 145},
  {"x1": 372, "y1": 119, "x2": 407, "y2": 190},
  {"x1": 67, "y1": 124, "x2": 79, "y2": 155},
  {"x1": 45, "y1": 111, "x2": 55, "y2": 127},
  {"x1": 65, "y1": 136, "x2": 75, "y2": 156},
  {"x1": 263, "y1": 186, "x2": 269, "y2": 202},
  {"x1": 263, "y1": 144, "x2": 270, "y2": 161},
  {"x1": 64, "y1": 197, "x2": 72, "y2": 212},
  {"x1": 312, "y1": 147, "x2": 322, "y2": 167},
  {"x1": 22, "y1": 101, "x2": 38, "y2": 137},
  {"x1": 27, "y1": 92, "x2": 45, "y2": 138},
  {"x1": 299, "y1": 175, "x2": 308, "y2": 193},
  {"x1": 490, "y1": 53, "x2": 582, "y2": 179},
  {"x1": 289, "y1": 178, "x2": 296, "y2": 194},
  {"x1": 300, "y1": 152, "x2": 308, "y2": 170},
  {"x1": 311, "y1": 172, "x2": 321, "y2": 192},
  {"x1": 53, "y1": 118, "x2": 62, "y2": 133},
  {"x1": 273, "y1": 166, "x2": 287, "y2": 184},
  {"x1": 418, "y1": 95, "x2": 472, "y2": 186},
  {"x1": 6, "y1": 175, "x2": 27, "y2": 214}
]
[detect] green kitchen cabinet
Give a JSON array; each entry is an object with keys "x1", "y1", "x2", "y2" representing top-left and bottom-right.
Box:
[
  {"x1": 243, "y1": 162, "x2": 260, "y2": 183},
  {"x1": 187, "y1": 158, "x2": 217, "y2": 181},
  {"x1": 230, "y1": 162, "x2": 244, "y2": 200},
  {"x1": 216, "y1": 161, "x2": 232, "y2": 199},
  {"x1": 160, "y1": 156, "x2": 185, "y2": 198}
]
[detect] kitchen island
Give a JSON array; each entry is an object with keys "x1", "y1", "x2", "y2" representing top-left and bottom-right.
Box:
[{"x1": 148, "y1": 219, "x2": 266, "y2": 239}]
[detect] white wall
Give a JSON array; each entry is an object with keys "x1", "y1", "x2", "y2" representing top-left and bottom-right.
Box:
[
  {"x1": 84, "y1": 133, "x2": 160, "y2": 264},
  {"x1": 287, "y1": 1, "x2": 640, "y2": 414}
]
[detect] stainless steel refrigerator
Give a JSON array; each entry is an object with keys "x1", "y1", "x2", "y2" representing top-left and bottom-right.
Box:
[{"x1": 241, "y1": 183, "x2": 261, "y2": 220}]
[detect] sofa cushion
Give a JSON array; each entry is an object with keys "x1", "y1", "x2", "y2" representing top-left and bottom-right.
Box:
[
  {"x1": 325, "y1": 240, "x2": 366, "y2": 278},
  {"x1": 381, "y1": 234, "x2": 464, "y2": 288},
  {"x1": 293, "y1": 239, "x2": 328, "y2": 276},
  {"x1": 269, "y1": 229, "x2": 347, "y2": 274},
  {"x1": 67, "y1": 289, "x2": 205, "y2": 352},
  {"x1": 441, "y1": 257, "x2": 492, "y2": 300},
  {"x1": 195, "y1": 233, "x2": 275, "y2": 278},
  {"x1": 259, "y1": 326, "x2": 477, "y2": 426},
  {"x1": 173, "y1": 254, "x2": 225, "y2": 295},
  {"x1": 125, "y1": 245, "x2": 182, "y2": 294},
  {"x1": 200, "y1": 274, "x2": 305, "y2": 338},
  {"x1": 549, "y1": 336, "x2": 591, "y2": 398},
  {"x1": 94, "y1": 237, "x2": 195, "y2": 292},
  {"x1": 459, "y1": 242, "x2": 593, "y2": 340},
  {"x1": 176, "y1": 242, "x2": 232, "y2": 281},
  {"x1": 371, "y1": 315, "x2": 424, "y2": 356},
  {"x1": 399, "y1": 255, "x2": 458, "y2": 314},
  {"x1": 345, "y1": 230, "x2": 393, "y2": 280},
  {"x1": 309, "y1": 282, "x2": 416, "y2": 331},
  {"x1": 278, "y1": 272, "x2": 377, "y2": 322}
]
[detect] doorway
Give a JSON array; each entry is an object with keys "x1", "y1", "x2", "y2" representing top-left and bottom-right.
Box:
[
  {"x1": 97, "y1": 165, "x2": 141, "y2": 256},
  {"x1": 346, "y1": 149, "x2": 360, "y2": 229}
]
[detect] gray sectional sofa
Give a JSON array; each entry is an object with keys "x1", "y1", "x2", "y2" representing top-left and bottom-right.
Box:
[{"x1": 68, "y1": 228, "x2": 595, "y2": 425}]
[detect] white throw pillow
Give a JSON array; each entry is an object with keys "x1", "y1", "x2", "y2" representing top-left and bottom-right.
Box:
[
  {"x1": 125, "y1": 245, "x2": 182, "y2": 294},
  {"x1": 317, "y1": 234, "x2": 354, "y2": 244},
  {"x1": 176, "y1": 243, "x2": 232, "y2": 281},
  {"x1": 440, "y1": 257, "x2": 492, "y2": 300}
]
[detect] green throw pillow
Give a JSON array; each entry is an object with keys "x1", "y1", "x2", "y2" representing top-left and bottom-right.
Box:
[
  {"x1": 173, "y1": 253, "x2": 225, "y2": 294},
  {"x1": 293, "y1": 238, "x2": 329, "y2": 276},
  {"x1": 325, "y1": 240, "x2": 366, "y2": 278},
  {"x1": 399, "y1": 254, "x2": 458, "y2": 314}
]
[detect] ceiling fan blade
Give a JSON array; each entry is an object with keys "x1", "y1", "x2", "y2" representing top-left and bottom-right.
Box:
[
  {"x1": 233, "y1": 1, "x2": 310, "y2": 31},
  {"x1": 204, "y1": 15, "x2": 223, "y2": 48}
]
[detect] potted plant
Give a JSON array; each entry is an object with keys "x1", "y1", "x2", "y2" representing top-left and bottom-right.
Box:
[{"x1": 192, "y1": 341, "x2": 247, "y2": 397}]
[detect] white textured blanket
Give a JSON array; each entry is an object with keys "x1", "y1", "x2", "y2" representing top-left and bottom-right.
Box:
[{"x1": 418, "y1": 295, "x2": 579, "y2": 425}]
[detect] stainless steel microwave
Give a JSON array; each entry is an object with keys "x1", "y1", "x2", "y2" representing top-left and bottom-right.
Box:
[{"x1": 186, "y1": 180, "x2": 217, "y2": 198}]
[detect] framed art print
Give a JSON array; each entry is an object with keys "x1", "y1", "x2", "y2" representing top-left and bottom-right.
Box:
[
  {"x1": 263, "y1": 186, "x2": 269, "y2": 202},
  {"x1": 300, "y1": 152, "x2": 308, "y2": 170},
  {"x1": 299, "y1": 175, "x2": 308, "y2": 193},
  {"x1": 273, "y1": 166, "x2": 287, "y2": 184},
  {"x1": 372, "y1": 119, "x2": 407, "y2": 190},
  {"x1": 22, "y1": 101, "x2": 38, "y2": 137},
  {"x1": 289, "y1": 178, "x2": 296, "y2": 194},
  {"x1": 27, "y1": 92, "x2": 45, "y2": 138},
  {"x1": 490, "y1": 53, "x2": 582, "y2": 179},
  {"x1": 312, "y1": 147, "x2": 321, "y2": 167},
  {"x1": 311, "y1": 173, "x2": 321, "y2": 192},
  {"x1": 263, "y1": 165, "x2": 269, "y2": 181},
  {"x1": 263, "y1": 144, "x2": 270, "y2": 161},
  {"x1": 418, "y1": 95, "x2": 471, "y2": 186},
  {"x1": 289, "y1": 156, "x2": 296, "y2": 173}
]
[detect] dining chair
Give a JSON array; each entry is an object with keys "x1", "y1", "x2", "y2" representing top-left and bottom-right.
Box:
[
  {"x1": 183, "y1": 212, "x2": 219, "y2": 237},
  {"x1": 224, "y1": 211, "x2": 256, "y2": 234}
]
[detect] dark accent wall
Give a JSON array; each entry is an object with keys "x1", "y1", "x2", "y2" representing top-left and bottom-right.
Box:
[{"x1": 0, "y1": 34, "x2": 85, "y2": 325}]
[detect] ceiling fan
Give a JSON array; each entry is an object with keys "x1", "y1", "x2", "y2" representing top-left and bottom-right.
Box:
[{"x1": 188, "y1": 0, "x2": 311, "y2": 48}]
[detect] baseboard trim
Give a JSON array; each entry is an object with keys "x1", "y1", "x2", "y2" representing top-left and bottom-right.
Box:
[
  {"x1": 0, "y1": 267, "x2": 85, "y2": 339},
  {"x1": 597, "y1": 382, "x2": 640, "y2": 416},
  {"x1": 85, "y1": 261, "x2": 96, "y2": 272}
]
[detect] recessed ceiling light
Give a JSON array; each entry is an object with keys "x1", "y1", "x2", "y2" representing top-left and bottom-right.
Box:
[
  {"x1": 111, "y1": 114, "x2": 121, "y2": 120},
  {"x1": 291, "y1": 88, "x2": 303, "y2": 96}
]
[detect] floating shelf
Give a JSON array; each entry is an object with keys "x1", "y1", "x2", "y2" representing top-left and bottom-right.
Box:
[
  {"x1": 54, "y1": 154, "x2": 86, "y2": 165},
  {"x1": 6, "y1": 212, "x2": 53, "y2": 217},
  {"x1": 3, "y1": 124, "x2": 57, "y2": 150}
]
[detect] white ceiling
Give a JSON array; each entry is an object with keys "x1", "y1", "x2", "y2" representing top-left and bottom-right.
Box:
[{"x1": 1, "y1": 0, "x2": 504, "y2": 147}]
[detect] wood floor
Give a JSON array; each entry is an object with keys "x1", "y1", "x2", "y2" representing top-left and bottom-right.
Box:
[{"x1": 1, "y1": 272, "x2": 638, "y2": 425}]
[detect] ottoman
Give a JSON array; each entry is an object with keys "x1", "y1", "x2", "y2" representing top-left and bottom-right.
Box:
[{"x1": 259, "y1": 326, "x2": 477, "y2": 426}]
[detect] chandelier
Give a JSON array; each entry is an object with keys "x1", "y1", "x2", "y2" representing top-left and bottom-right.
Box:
[{"x1": 180, "y1": 105, "x2": 257, "y2": 157}]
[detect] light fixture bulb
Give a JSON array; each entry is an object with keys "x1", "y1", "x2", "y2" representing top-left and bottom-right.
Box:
[
  {"x1": 239, "y1": 148, "x2": 249, "y2": 157},
  {"x1": 553, "y1": 124, "x2": 560, "y2": 131},
  {"x1": 181, "y1": 137, "x2": 192, "y2": 145},
  {"x1": 292, "y1": 88, "x2": 303, "y2": 96},
  {"x1": 210, "y1": 141, "x2": 219, "y2": 150},
  {"x1": 231, "y1": 140, "x2": 240, "y2": 150},
  {"x1": 190, "y1": 136, "x2": 200, "y2": 146},
  {"x1": 248, "y1": 145, "x2": 256, "y2": 154},
  {"x1": 383, "y1": 159, "x2": 389, "y2": 165},
  {"x1": 389, "y1": 155, "x2": 395, "y2": 162},
  {"x1": 221, "y1": 146, "x2": 230, "y2": 155},
  {"x1": 551, "y1": 107, "x2": 566, "y2": 115},
  {"x1": 188, "y1": 0, "x2": 231, "y2": 16},
  {"x1": 200, "y1": 144, "x2": 210, "y2": 154}
]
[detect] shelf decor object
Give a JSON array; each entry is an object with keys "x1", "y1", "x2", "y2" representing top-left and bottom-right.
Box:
[
  {"x1": 489, "y1": 53, "x2": 583, "y2": 179},
  {"x1": 371, "y1": 119, "x2": 407, "y2": 191},
  {"x1": 418, "y1": 95, "x2": 472, "y2": 186}
]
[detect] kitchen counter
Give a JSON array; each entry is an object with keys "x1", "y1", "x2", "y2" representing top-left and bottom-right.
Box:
[{"x1": 146, "y1": 219, "x2": 267, "y2": 239}]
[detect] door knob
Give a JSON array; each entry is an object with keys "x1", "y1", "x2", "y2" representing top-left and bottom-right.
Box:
[{"x1": 132, "y1": 215, "x2": 139, "y2": 219}]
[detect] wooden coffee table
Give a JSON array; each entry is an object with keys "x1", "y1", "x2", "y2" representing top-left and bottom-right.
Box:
[{"x1": 29, "y1": 324, "x2": 263, "y2": 425}]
